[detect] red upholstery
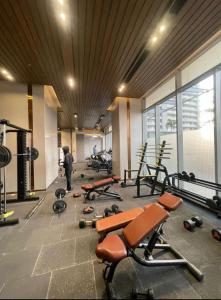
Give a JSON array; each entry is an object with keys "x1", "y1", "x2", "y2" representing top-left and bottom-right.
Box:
[
  {"x1": 123, "y1": 203, "x2": 169, "y2": 249},
  {"x1": 81, "y1": 183, "x2": 94, "y2": 191},
  {"x1": 157, "y1": 193, "x2": 183, "y2": 211},
  {"x1": 96, "y1": 207, "x2": 144, "y2": 233},
  {"x1": 112, "y1": 175, "x2": 121, "y2": 181},
  {"x1": 96, "y1": 235, "x2": 127, "y2": 262},
  {"x1": 81, "y1": 176, "x2": 120, "y2": 191},
  {"x1": 94, "y1": 178, "x2": 114, "y2": 188},
  {"x1": 96, "y1": 204, "x2": 169, "y2": 262}
]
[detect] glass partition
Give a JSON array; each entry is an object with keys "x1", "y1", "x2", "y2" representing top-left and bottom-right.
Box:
[{"x1": 159, "y1": 96, "x2": 177, "y2": 174}]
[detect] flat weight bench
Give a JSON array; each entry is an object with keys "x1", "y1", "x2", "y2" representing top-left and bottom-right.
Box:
[
  {"x1": 96, "y1": 203, "x2": 204, "y2": 298},
  {"x1": 96, "y1": 192, "x2": 182, "y2": 241},
  {"x1": 81, "y1": 176, "x2": 122, "y2": 201}
]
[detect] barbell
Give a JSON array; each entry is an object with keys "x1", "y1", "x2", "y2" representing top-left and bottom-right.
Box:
[{"x1": 15, "y1": 147, "x2": 39, "y2": 161}]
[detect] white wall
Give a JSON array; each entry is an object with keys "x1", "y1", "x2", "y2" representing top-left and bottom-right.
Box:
[
  {"x1": 76, "y1": 133, "x2": 102, "y2": 162},
  {"x1": 181, "y1": 39, "x2": 221, "y2": 86},
  {"x1": 145, "y1": 77, "x2": 175, "y2": 109},
  {"x1": 0, "y1": 81, "x2": 58, "y2": 192},
  {"x1": 0, "y1": 81, "x2": 28, "y2": 193}
]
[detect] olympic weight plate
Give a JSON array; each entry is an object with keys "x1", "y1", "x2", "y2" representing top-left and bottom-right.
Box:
[
  {"x1": 0, "y1": 145, "x2": 12, "y2": 168},
  {"x1": 55, "y1": 188, "x2": 66, "y2": 199},
  {"x1": 27, "y1": 147, "x2": 39, "y2": 161},
  {"x1": 53, "y1": 200, "x2": 67, "y2": 214}
]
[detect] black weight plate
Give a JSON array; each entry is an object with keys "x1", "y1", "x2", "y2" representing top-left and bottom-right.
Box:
[
  {"x1": 0, "y1": 146, "x2": 12, "y2": 168},
  {"x1": 55, "y1": 188, "x2": 66, "y2": 198},
  {"x1": 53, "y1": 200, "x2": 66, "y2": 214},
  {"x1": 27, "y1": 147, "x2": 39, "y2": 161}
]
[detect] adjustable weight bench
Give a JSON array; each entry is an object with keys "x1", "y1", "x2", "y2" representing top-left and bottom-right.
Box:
[
  {"x1": 96, "y1": 203, "x2": 204, "y2": 298},
  {"x1": 81, "y1": 176, "x2": 122, "y2": 201},
  {"x1": 96, "y1": 192, "x2": 181, "y2": 241}
]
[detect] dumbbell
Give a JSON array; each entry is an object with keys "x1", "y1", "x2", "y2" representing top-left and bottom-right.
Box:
[
  {"x1": 104, "y1": 207, "x2": 113, "y2": 217},
  {"x1": 183, "y1": 216, "x2": 203, "y2": 231},
  {"x1": 189, "y1": 172, "x2": 196, "y2": 181},
  {"x1": 181, "y1": 171, "x2": 190, "y2": 181},
  {"x1": 131, "y1": 288, "x2": 154, "y2": 299},
  {"x1": 79, "y1": 218, "x2": 97, "y2": 228},
  {"x1": 111, "y1": 204, "x2": 122, "y2": 214},
  {"x1": 211, "y1": 228, "x2": 221, "y2": 242}
]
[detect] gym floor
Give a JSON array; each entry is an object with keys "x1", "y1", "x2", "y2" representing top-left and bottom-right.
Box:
[{"x1": 0, "y1": 163, "x2": 221, "y2": 299}]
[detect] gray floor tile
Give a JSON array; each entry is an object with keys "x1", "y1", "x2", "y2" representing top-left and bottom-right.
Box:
[
  {"x1": 48, "y1": 262, "x2": 96, "y2": 299},
  {"x1": 33, "y1": 238, "x2": 75, "y2": 275},
  {"x1": 0, "y1": 273, "x2": 50, "y2": 299},
  {"x1": 0, "y1": 248, "x2": 39, "y2": 287},
  {"x1": 25, "y1": 224, "x2": 63, "y2": 249}
]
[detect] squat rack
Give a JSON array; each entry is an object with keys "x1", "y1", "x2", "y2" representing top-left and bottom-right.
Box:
[{"x1": 0, "y1": 119, "x2": 39, "y2": 203}]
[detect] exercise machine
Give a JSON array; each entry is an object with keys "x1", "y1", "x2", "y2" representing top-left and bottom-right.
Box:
[
  {"x1": 161, "y1": 171, "x2": 221, "y2": 217},
  {"x1": 96, "y1": 202, "x2": 203, "y2": 299},
  {"x1": 0, "y1": 145, "x2": 19, "y2": 227},
  {"x1": 81, "y1": 176, "x2": 122, "y2": 201},
  {"x1": 0, "y1": 119, "x2": 39, "y2": 203}
]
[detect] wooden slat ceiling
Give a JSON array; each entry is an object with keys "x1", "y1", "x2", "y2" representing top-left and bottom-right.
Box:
[{"x1": 0, "y1": 0, "x2": 221, "y2": 129}]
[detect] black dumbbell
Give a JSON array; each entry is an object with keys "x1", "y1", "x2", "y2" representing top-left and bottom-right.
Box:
[
  {"x1": 79, "y1": 218, "x2": 97, "y2": 229},
  {"x1": 182, "y1": 171, "x2": 190, "y2": 181},
  {"x1": 183, "y1": 216, "x2": 203, "y2": 231},
  {"x1": 211, "y1": 228, "x2": 221, "y2": 242},
  {"x1": 53, "y1": 200, "x2": 67, "y2": 214},
  {"x1": 111, "y1": 204, "x2": 122, "y2": 214},
  {"x1": 131, "y1": 288, "x2": 154, "y2": 299},
  {"x1": 104, "y1": 207, "x2": 113, "y2": 217},
  {"x1": 189, "y1": 172, "x2": 196, "y2": 181}
]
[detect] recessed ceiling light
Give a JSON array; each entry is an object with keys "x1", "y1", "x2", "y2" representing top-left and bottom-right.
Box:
[
  {"x1": 159, "y1": 25, "x2": 166, "y2": 33},
  {"x1": 118, "y1": 83, "x2": 126, "y2": 93},
  {"x1": 152, "y1": 36, "x2": 158, "y2": 43},
  {"x1": 6, "y1": 75, "x2": 14, "y2": 81},
  {"x1": 59, "y1": 12, "x2": 66, "y2": 21},
  {"x1": 58, "y1": 0, "x2": 64, "y2": 5},
  {"x1": 73, "y1": 113, "x2": 78, "y2": 118},
  {"x1": 68, "y1": 77, "x2": 75, "y2": 88},
  {"x1": 1, "y1": 68, "x2": 8, "y2": 75}
]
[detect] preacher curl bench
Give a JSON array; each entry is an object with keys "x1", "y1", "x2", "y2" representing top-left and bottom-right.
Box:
[
  {"x1": 96, "y1": 199, "x2": 203, "y2": 298},
  {"x1": 96, "y1": 192, "x2": 180, "y2": 241},
  {"x1": 81, "y1": 176, "x2": 122, "y2": 201}
]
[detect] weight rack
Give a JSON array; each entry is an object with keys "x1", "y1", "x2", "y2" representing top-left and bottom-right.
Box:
[{"x1": 0, "y1": 119, "x2": 39, "y2": 203}]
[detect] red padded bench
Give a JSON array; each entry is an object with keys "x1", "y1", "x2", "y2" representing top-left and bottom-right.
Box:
[
  {"x1": 81, "y1": 176, "x2": 122, "y2": 201},
  {"x1": 96, "y1": 193, "x2": 182, "y2": 241}
]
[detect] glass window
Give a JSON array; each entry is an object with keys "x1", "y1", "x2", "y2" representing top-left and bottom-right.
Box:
[
  {"x1": 143, "y1": 108, "x2": 156, "y2": 145},
  {"x1": 181, "y1": 74, "x2": 215, "y2": 197},
  {"x1": 159, "y1": 96, "x2": 177, "y2": 174}
]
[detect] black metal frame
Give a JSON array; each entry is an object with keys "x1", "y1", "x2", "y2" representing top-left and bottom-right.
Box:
[
  {"x1": 102, "y1": 221, "x2": 203, "y2": 291},
  {"x1": 121, "y1": 142, "x2": 148, "y2": 188},
  {"x1": 84, "y1": 183, "x2": 122, "y2": 201},
  {"x1": 0, "y1": 119, "x2": 39, "y2": 203},
  {"x1": 161, "y1": 173, "x2": 221, "y2": 217}
]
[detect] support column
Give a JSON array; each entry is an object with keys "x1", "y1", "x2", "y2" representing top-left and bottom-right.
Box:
[{"x1": 112, "y1": 97, "x2": 142, "y2": 178}]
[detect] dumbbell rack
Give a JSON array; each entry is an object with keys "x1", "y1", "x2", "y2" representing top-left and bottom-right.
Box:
[{"x1": 162, "y1": 172, "x2": 221, "y2": 217}]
